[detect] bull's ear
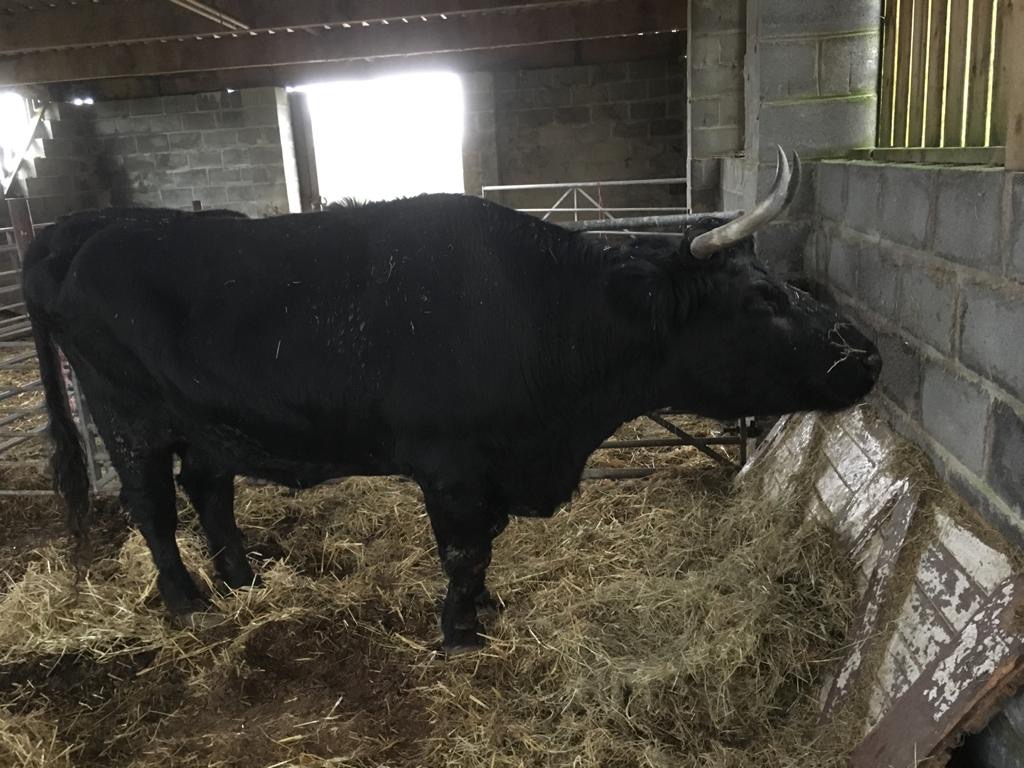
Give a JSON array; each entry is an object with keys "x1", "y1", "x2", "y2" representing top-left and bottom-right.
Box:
[{"x1": 606, "y1": 259, "x2": 679, "y2": 335}]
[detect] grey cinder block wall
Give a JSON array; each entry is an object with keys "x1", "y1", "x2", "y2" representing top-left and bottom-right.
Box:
[
  {"x1": 41, "y1": 86, "x2": 301, "y2": 218},
  {"x1": 809, "y1": 162, "x2": 1024, "y2": 550},
  {"x1": 688, "y1": 0, "x2": 745, "y2": 212},
  {"x1": 462, "y1": 54, "x2": 686, "y2": 220},
  {"x1": 739, "y1": 0, "x2": 880, "y2": 278}
]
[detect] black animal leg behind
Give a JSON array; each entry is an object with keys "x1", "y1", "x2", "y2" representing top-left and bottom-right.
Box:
[
  {"x1": 422, "y1": 486, "x2": 508, "y2": 653},
  {"x1": 117, "y1": 448, "x2": 206, "y2": 614},
  {"x1": 177, "y1": 453, "x2": 255, "y2": 590}
]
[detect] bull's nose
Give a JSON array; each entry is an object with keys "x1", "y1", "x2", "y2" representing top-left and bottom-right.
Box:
[{"x1": 865, "y1": 351, "x2": 882, "y2": 378}]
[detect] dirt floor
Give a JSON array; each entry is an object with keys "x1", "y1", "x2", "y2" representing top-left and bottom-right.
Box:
[{"x1": 0, "y1": 366, "x2": 860, "y2": 768}]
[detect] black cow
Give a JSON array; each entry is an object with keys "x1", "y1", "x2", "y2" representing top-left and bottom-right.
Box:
[{"x1": 24, "y1": 149, "x2": 880, "y2": 653}]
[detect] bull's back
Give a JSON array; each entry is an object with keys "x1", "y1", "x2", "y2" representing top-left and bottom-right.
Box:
[{"x1": 52, "y1": 197, "x2": 578, "y2": 467}]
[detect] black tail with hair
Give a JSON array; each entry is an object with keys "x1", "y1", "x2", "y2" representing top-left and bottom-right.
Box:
[{"x1": 31, "y1": 323, "x2": 92, "y2": 556}]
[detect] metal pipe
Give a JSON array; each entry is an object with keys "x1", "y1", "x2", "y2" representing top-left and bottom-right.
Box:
[
  {"x1": 0, "y1": 380, "x2": 42, "y2": 401},
  {"x1": 600, "y1": 436, "x2": 742, "y2": 449},
  {"x1": 483, "y1": 177, "x2": 687, "y2": 192},
  {"x1": 0, "y1": 350, "x2": 40, "y2": 367},
  {"x1": 0, "y1": 406, "x2": 45, "y2": 428},
  {"x1": 0, "y1": 434, "x2": 37, "y2": 454},
  {"x1": 518, "y1": 207, "x2": 688, "y2": 214},
  {"x1": 8, "y1": 198, "x2": 34, "y2": 266},
  {"x1": 0, "y1": 424, "x2": 46, "y2": 439},
  {"x1": 0, "y1": 326, "x2": 32, "y2": 342},
  {"x1": 581, "y1": 467, "x2": 656, "y2": 480},
  {"x1": 540, "y1": 187, "x2": 573, "y2": 222},
  {"x1": 580, "y1": 230, "x2": 688, "y2": 239},
  {"x1": 645, "y1": 413, "x2": 736, "y2": 468},
  {"x1": 564, "y1": 211, "x2": 741, "y2": 231}
]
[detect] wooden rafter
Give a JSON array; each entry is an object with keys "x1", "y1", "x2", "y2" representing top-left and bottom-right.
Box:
[
  {"x1": 0, "y1": 0, "x2": 675, "y2": 55},
  {"x1": 47, "y1": 33, "x2": 682, "y2": 100},
  {"x1": 0, "y1": 0, "x2": 683, "y2": 87},
  {"x1": 165, "y1": 0, "x2": 249, "y2": 32}
]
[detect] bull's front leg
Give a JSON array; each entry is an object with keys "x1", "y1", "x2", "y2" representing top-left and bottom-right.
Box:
[{"x1": 422, "y1": 485, "x2": 508, "y2": 654}]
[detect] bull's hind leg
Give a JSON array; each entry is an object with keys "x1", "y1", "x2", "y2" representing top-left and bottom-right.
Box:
[
  {"x1": 115, "y1": 447, "x2": 207, "y2": 614},
  {"x1": 422, "y1": 485, "x2": 508, "y2": 654},
  {"x1": 177, "y1": 452, "x2": 256, "y2": 590}
]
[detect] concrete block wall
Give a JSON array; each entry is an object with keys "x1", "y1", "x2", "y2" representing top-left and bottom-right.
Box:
[
  {"x1": 461, "y1": 72, "x2": 500, "y2": 198},
  {"x1": 742, "y1": 0, "x2": 881, "y2": 280},
  {"x1": 49, "y1": 87, "x2": 301, "y2": 218},
  {"x1": 478, "y1": 55, "x2": 686, "y2": 220},
  {"x1": 688, "y1": 0, "x2": 745, "y2": 212},
  {"x1": 808, "y1": 161, "x2": 1024, "y2": 550}
]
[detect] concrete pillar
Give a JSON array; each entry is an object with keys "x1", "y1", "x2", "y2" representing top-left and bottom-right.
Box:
[
  {"x1": 742, "y1": 0, "x2": 882, "y2": 276},
  {"x1": 686, "y1": 0, "x2": 746, "y2": 212}
]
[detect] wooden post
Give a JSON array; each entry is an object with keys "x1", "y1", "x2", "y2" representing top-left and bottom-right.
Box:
[
  {"x1": 7, "y1": 197, "x2": 34, "y2": 266},
  {"x1": 288, "y1": 90, "x2": 320, "y2": 212},
  {"x1": 1006, "y1": 0, "x2": 1024, "y2": 170}
]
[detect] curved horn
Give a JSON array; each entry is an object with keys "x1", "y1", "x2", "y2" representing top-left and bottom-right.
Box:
[{"x1": 689, "y1": 145, "x2": 799, "y2": 259}]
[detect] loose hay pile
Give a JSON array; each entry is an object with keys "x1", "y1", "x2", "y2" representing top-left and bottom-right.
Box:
[{"x1": 0, "y1": 420, "x2": 859, "y2": 768}]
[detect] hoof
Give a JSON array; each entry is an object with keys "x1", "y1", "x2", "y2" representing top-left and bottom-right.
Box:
[
  {"x1": 440, "y1": 624, "x2": 486, "y2": 656},
  {"x1": 475, "y1": 590, "x2": 504, "y2": 620},
  {"x1": 172, "y1": 609, "x2": 227, "y2": 631},
  {"x1": 441, "y1": 638, "x2": 486, "y2": 657},
  {"x1": 219, "y1": 571, "x2": 263, "y2": 591}
]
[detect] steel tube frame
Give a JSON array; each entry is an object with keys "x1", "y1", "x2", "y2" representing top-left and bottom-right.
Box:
[
  {"x1": 565, "y1": 211, "x2": 741, "y2": 231},
  {"x1": 482, "y1": 177, "x2": 687, "y2": 192}
]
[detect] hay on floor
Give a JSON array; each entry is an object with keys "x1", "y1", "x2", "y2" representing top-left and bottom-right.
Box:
[{"x1": 0, "y1": 418, "x2": 859, "y2": 768}]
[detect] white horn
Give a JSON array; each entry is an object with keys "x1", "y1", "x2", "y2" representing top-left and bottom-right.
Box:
[{"x1": 689, "y1": 145, "x2": 799, "y2": 259}]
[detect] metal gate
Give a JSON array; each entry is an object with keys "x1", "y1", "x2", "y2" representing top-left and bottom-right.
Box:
[{"x1": 0, "y1": 198, "x2": 115, "y2": 495}]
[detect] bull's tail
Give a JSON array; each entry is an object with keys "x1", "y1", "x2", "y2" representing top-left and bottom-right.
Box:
[{"x1": 29, "y1": 300, "x2": 92, "y2": 559}]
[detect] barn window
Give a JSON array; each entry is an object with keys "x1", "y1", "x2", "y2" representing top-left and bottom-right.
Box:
[
  {"x1": 877, "y1": 0, "x2": 1009, "y2": 159},
  {"x1": 297, "y1": 71, "x2": 465, "y2": 203}
]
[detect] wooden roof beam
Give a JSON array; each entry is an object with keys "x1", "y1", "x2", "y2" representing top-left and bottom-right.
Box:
[
  {"x1": 0, "y1": 0, "x2": 640, "y2": 55},
  {"x1": 47, "y1": 33, "x2": 682, "y2": 100},
  {"x1": 166, "y1": 0, "x2": 249, "y2": 32},
  {"x1": 0, "y1": 0, "x2": 683, "y2": 87}
]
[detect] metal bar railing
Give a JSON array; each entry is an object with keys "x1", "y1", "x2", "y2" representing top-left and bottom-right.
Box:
[
  {"x1": 482, "y1": 177, "x2": 689, "y2": 223},
  {"x1": 482, "y1": 177, "x2": 687, "y2": 192},
  {"x1": 0, "y1": 406, "x2": 45, "y2": 428},
  {"x1": 564, "y1": 211, "x2": 741, "y2": 231}
]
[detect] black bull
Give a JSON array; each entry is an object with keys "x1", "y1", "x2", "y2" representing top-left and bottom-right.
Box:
[{"x1": 24, "y1": 192, "x2": 880, "y2": 652}]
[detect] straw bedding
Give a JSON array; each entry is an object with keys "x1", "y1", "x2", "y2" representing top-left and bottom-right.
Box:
[{"x1": 0, "y1": 415, "x2": 859, "y2": 768}]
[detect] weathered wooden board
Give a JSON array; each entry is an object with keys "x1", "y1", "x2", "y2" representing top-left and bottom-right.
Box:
[
  {"x1": 851, "y1": 576, "x2": 1024, "y2": 767},
  {"x1": 742, "y1": 406, "x2": 1024, "y2": 766},
  {"x1": 820, "y1": 491, "x2": 918, "y2": 721}
]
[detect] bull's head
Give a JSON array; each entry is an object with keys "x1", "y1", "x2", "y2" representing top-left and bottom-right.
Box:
[{"x1": 604, "y1": 146, "x2": 881, "y2": 419}]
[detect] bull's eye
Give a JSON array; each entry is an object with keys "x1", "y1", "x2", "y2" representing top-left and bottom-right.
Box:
[{"x1": 744, "y1": 285, "x2": 790, "y2": 314}]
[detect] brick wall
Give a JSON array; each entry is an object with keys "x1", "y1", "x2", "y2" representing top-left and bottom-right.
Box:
[
  {"x1": 808, "y1": 161, "x2": 1024, "y2": 550},
  {"x1": 465, "y1": 54, "x2": 686, "y2": 221},
  {"x1": 55, "y1": 87, "x2": 300, "y2": 218}
]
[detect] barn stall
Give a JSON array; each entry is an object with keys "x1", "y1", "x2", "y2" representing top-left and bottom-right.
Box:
[{"x1": 0, "y1": 1, "x2": 1022, "y2": 766}]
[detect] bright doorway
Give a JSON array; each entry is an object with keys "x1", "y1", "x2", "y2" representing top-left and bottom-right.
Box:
[{"x1": 296, "y1": 71, "x2": 465, "y2": 204}]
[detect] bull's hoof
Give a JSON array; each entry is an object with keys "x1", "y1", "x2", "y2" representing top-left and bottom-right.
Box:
[
  {"x1": 475, "y1": 589, "x2": 504, "y2": 620},
  {"x1": 159, "y1": 575, "x2": 208, "y2": 616},
  {"x1": 172, "y1": 607, "x2": 226, "y2": 631},
  {"x1": 440, "y1": 624, "x2": 486, "y2": 656},
  {"x1": 441, "y1": 636, "x2": 486, "y2": 657},
  {"x1": 218, "y1": 567, "x2": 263, "y2": 591}
]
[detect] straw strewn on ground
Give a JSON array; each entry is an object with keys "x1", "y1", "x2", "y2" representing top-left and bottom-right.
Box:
[{"x1": 0, "y1": 417, "x2": 859, "y2": 768}]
